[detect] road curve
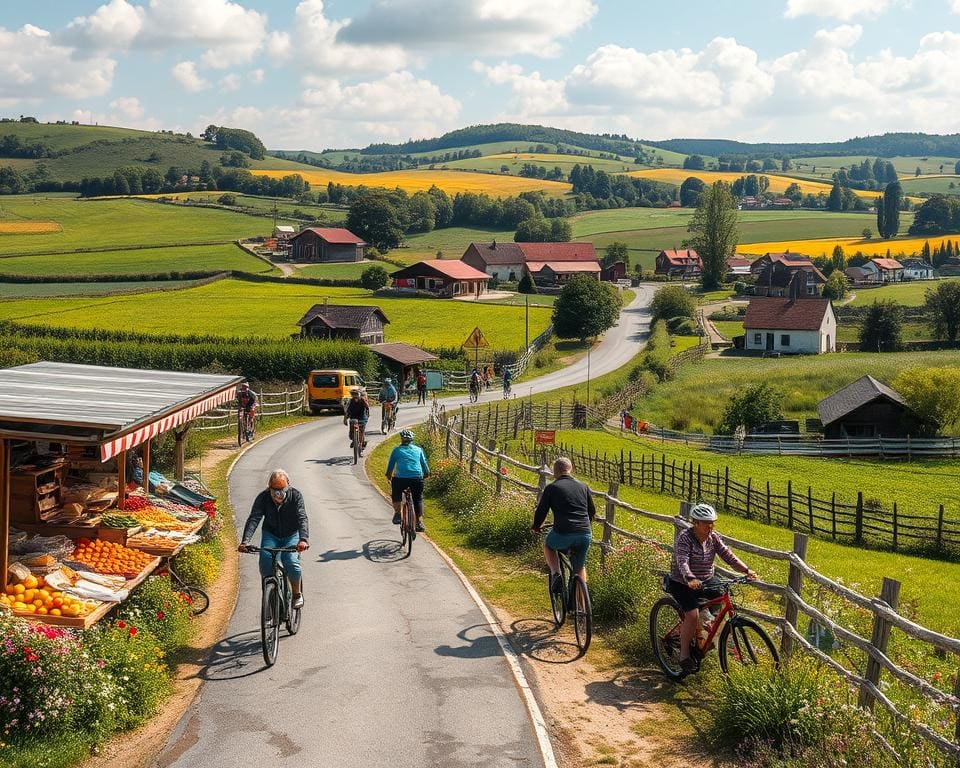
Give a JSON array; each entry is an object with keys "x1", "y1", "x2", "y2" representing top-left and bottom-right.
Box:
[{"x1": 154, "y1": 287, "x2": 653, "y2": 767}]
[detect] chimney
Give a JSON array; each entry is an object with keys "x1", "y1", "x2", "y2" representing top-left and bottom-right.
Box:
[
  {"x1": 492, "y1": 239, "x2": 497, "y2": 249},
  {"x1": 323, "y1": 297, "x2": 328, "y2": 311}
]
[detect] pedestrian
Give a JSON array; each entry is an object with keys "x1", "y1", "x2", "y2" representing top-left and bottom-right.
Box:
[{"x1": 416, "y1": 368, "x2": 427, "y2": 405}]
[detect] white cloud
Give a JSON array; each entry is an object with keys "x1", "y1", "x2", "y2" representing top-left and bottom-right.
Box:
[
  {"x1": 341, "y1": 0, "x2": 597, "y2": 57},
  {"x1": 303, "y1": 71, "x2": 460, "y2": 121},
  {"x1": 784, "y1": 0, "x2": 893, "y2": 20},
  {"x1": 0, "y1": 24, "x2": 116, "y2": 104},
  {"x1": 265, "y1": 31, "x2": 293, "y2": 63},
  {"x1": 61, "y1": 0, "x2": 144, "y2": 49},
  {"x1": 220, "y1": 74, "x2": 242, "y2": 92},
  {"x1": 171, "y1": 61, "x2": 209, "y2": 92},
  {"x1": 249, "y1": 69, "x2": 265, "y2": 84},
  {"x1": 109, "y1": 96, "x2": 145, "y2": 119}
]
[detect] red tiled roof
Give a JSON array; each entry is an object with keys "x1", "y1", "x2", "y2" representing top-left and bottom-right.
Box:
[
  {"x1": 726, "y1": 256, "x2": 752, "y2": 267},
  {"x1": 743, "y1": 297, "x2": 832, "y2": 331},
  {"x1": 295, "y1": 227, "x2": 366, "y2": 244},
  {"x1": 526, "y1": 261, "x2": 602, "y2": 274},
  {"x1": 403, "y1": 259, "x2": 489, "y2": 280},
  {"x1": 871, "y1": 258, "x2": 904, "y2": 270},
  {"x1": 516, "y1": 242, "x2": 598, "y2": 261},
  {"x1": 659, "y1": 249, "x2": 701, "y2": 265}
]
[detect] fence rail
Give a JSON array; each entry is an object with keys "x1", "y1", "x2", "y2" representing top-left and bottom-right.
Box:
[
  {"x1": 194, "y1": 386, "x2": 306, "y2": 431},
  {"x1": 431, "y1": 407, "x2": 960, "y2": 763}
]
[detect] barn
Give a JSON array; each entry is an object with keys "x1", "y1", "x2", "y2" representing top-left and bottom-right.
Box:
[{"x1": 290, "y1": 228, "x2": 366, "y2": 263}]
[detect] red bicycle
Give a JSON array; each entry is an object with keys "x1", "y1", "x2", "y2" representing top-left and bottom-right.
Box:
[{"x1": 650, "y1": 574, "x2": 778, "y2": 678}]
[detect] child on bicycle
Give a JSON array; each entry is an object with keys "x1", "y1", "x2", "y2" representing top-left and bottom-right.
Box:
[
  {"x1": 669, "y1": 502, "x2": 757, "y2": 674},
  {"x1": 531, "y1": 457, "x2": 595, "y2": 596}
]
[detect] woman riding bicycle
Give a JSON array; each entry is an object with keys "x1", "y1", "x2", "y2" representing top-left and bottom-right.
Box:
[
  {"x1": 670, "y1": 503, "x2": 757, "y2": 674},
  {"x1": 386, "y1": 429, "x2": 430, "y2": 532},
  {"x1": 343, "y1": 388, "x2": 370, "y2": 452}
]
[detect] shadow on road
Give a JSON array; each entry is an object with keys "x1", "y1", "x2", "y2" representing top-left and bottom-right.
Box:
[
  {"x1": 509, "y1": 617, "x2": 583, "y2": 663},
  {"x1": 304, "y1": 455, "x2": 355, "y2": 467},
  {"x1": 316, "y1": 548, "x2": 364, "y2": 562},
  {"x1": 434, "y1": 624, "x2": 502, "y2": 659},
  {"x1": 363, "y1": 538, "x2": 407, "y2": 563},
  {"x1": 196, "y1": 630, "x2": 272, "y2": 681}
]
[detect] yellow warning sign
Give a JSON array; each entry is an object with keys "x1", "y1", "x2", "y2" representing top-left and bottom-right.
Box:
[{"x1": 461, "y1": 326, "x2": 489, "y2": 349}]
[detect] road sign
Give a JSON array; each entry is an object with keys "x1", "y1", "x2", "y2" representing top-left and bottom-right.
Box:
[
  {"x1": 461, "y1": 326, "x2": 489, "y2": 350},
  {"x1": 534, "y1": 430, "x2": 556, "y2": 445}
]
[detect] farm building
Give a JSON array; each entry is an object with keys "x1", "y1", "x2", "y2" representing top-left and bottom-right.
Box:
[
  {"x1": 460, "y1": 241, "x2": 525, "y2": 281},
  {"x1": 899, "y1": 259, "x2": 936, "y2": 280},
  {"x1": 516, "y1": 242, "x2": 599, "y2": 264},
  {"x1": 861, "y1": 258, "x2": 904, "y2": 283},
  {"x1": 273, "y1": 224, "x2": 296, "y2": 240},
  {"x1": 290, "y1": 227, "x2": 366, "y2": 263},
  {"x1": 295, "y1": 303, "x2": 389, "y2": 344},
  {"x1": 817, "y1": 375, "x2": 931, "y2": 439},
  {"x1": 655, "y1": 249, "x2": 702, "y2": 278},
  {"x1": 601, "y1": 261, "x2": 627, "y2": 282},
  {"x1": 743, "y1": 297, "x2": 836, "y2": 354},
  {"x1": 726, "y1": 256, "x2": 752, "y2": 280},
  {"x1": 391, "y1": 260, "x2": 490, "y2": 298},
  {"x1": 749, "y1": 252, "x2": 814, "y2": 280},
  {"x1": 753, "y1": 260, "x2": 826, "y2": 298},
  {"x1": 844, "y1": 266, "x2": 872, "y2": 285},
  {"x1": 525, "y1": 260, "x2": 601, "y2": 288}
]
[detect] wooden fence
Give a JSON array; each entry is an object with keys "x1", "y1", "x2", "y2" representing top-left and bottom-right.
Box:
[
  {"x1": 194, "y1": 385, "x2": 306, "y2": 431},
  {"x1": 432, "y1": 407, "x2": 960, "y2": 764}
]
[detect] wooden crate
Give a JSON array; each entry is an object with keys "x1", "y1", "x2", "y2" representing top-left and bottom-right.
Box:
[{"x1": 98, "y1": 525, "x2": 142, "y2": 545}]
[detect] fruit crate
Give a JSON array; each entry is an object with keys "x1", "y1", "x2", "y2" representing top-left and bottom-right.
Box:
[{"x1": 98, "y1": 525, "x2": 143, "y2": 545}]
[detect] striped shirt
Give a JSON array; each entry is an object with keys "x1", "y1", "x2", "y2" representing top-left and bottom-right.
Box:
[{"x1": 670, "y1": 527, "x2": 748, "y2": 583}]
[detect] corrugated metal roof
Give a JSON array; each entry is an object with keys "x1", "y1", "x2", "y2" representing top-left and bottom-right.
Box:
[{"x1": 0, "y1": 362, "x2": 242, "y2": 439}]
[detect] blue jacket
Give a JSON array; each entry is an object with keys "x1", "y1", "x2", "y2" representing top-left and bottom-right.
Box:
[
  {"x1": 379, "y1": 384, "x2": 398, "y2": 403},
  {"x1": 387, "y1": 443, "x2": 429, "y2": 479}
]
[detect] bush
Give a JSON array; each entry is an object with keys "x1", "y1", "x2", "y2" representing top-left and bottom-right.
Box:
[
  {"x1": 671, "y1": 318, "x2": 700, "y2": 335},
  {"x1": 858, "y1": 299, "x2": 904, "y2": 353},
  {"x1": 360, "y1": 264, "x2": 389, "y2": 290},
  {"x1": 552, "y1": 275, "x2": 619, "y2": 341},
  {"x1": 650, "y1": 285, "x2": 696, "y2": 322},
  {"x1": 587, "y1": 541, "x2": 668, "y2": 625},
  {"x1": 173, "y1": 541, "x2": 221, "y2": 587},
  {"x1": 116, "y1": 576, "x2": 193, "y2": 655},
  {"x1": 717, "y1": 382, "x2": 783, "y2": 435}
]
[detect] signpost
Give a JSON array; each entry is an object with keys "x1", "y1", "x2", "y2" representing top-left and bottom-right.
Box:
[
  {"x1": 461, "y1": 326, "x2": 489, "y2": 371},
  {"x1": 534, "y1": 430, "x2": 556, "y2": 445}
]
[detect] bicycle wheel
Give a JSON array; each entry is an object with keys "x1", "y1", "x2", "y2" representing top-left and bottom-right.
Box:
[
  {"x1": 353, "y1": 427, "x2": 360, "y2": 464},
  {"x1": 719, "y1": 618, "x2": 779, "y2": 673},
  {"x1": 650, "y1": 597, "x2": 686, "y2": 679},
  {"x1": 247, "y1": 414, "x2": 256, "y2": 442},
  {"x1": 549, "y1": 558, "x2": 569, "y2": 627},
  {"x1": 237, "y1": 412, "x2": 244, "y2": 447},
  {"x1": 261, "y1": 579, "x2": 281, "y2": 667},
  {"x1": 183, "y1": 585, "x2": 210, "y2": 616},
  {"x1": 286, "y1": 575, "x2": 303, "y2": 635},
  {"x1": 571, "y1": 576, "x2": 592, "y2": 655},
  {"x1": 404, "y1": 498, "x2": 415, "y2": 557}
]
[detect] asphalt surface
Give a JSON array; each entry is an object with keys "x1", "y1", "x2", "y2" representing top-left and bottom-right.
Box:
[{"x1": 154, "y1": 287, "x2": 652, "y2": 767}]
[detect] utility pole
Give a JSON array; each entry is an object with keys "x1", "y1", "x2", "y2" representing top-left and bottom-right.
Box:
[
  {"x1": 525, "y1": 293, "x2": 529, "y2": 349},
  {"x1": 272, "y1": 201, "x2": 278, "y2": 231},
  {"x1": 586, "y1": 347, "x2": 591, "y2": 404}
]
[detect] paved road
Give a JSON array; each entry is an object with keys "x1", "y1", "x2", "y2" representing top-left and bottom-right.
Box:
[{"x1": 154, "y1": 287, "x2": 653, "y2": 767}]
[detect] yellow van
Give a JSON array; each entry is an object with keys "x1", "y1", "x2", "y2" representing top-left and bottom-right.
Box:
[{"x1": 307, "y1": 369, "x2": 365, "y2": 414}]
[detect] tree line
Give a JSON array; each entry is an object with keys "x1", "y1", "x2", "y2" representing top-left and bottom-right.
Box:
[{"x1": 568, "y1": 164, "x2": 675, "y2": 207}]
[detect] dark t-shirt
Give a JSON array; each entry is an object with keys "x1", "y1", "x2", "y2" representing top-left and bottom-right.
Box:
[
  {"x1": 345, "y1": 399, "x2": 369, "y2": 420},
  {"x1": 533, "y1": 475, "x2": 596, "y2": 534}
]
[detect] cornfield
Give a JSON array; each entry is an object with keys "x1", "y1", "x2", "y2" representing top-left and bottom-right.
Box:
[
  {"x1": 0, "y1": 221, "x2": 62, "y2": 235},
  {"x1": 737, "y1": 235, "x2": 960, "y2": 259}
]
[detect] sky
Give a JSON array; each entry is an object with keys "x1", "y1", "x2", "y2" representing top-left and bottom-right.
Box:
[{"x1": 2, "y1": 0, "x2": 960, "y2": 151}]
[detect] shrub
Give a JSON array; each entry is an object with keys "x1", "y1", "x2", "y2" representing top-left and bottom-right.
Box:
[
  {"x1": 858, "y1": 299, "x2": 904, "y2": 353},
  {"x1": 458, "y1": 492, "x2": 533, "y2": 553},
  {"x1": 650, "y1": 285, "x2": 696, "y2": 322},
  {"x1": 116, "y1": 576, "x2": 193, "y2": 655},
  {"x1": 717, "y1": 382, "x2": 783, "y2": 435},
  {"x1": 173, "y1": 541, "x2": 221, "y2": 587},
  {"x1": 360, "y1": 264, "x2": 389, "y2": 290},
  {"x1": 587, "y1": 541, "x2": 668, "y2": 625}
]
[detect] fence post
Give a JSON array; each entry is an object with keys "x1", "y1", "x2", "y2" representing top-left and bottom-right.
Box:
[
  {"x1": 284, "y1": 389, "x2": 290, "y2": 416},
  {"x1": 445, "y1": 426, "x2": 451, "y2": 457},
  {"x1": 937, "y1": 504, "x2": 945, "y2": 552},
  {"x1": 787, "y1": 480, "x2": 794, "y2": 528},
  {"x1": 679, "y1": 460, "x2": 686, "y2": 498},
  {"x1": 495, "y1": 452, "x2": 504, "y2": 494},
  {"x1": 766, "y1": 481, "x2": 771, "y2": 524},
  {"x1": 640, "y1": 454, "x2": 645, "y2": 487},
  {"x1": 892, "y1": 502, "x2": 898, "y2": 550},
  {"x1": 954, "y1": 670, "x2": 960, "y2": 753},
  {"x1": 723, "y1": 466, "x2": 729, "y2": 509},
  {"x1": 697, "y1": 464, "x2": 702, "y2": 499},
  {"x1": 628, "y1": 450, "x2": 633, "y2": 485},
  {"x1": 781, "y1": 532, "x2": 809, "y2": 659},
  {"x1": 807, "y1": 487, "x2": 814, "y2": 534},
  {"x1": 858, "y1": 577, "x2": 901, "y2": 710},
  {"x1": 601, "y1": 481, "x2": 619, "y2": 570},
  {"x1": 469, "y1": 437, "x2": 479, "y2": 475},
  {"x1": 536, "y1": 465, "x2": 548, "y2": 504},
  {"x1": 855, "y1": 492, "x2": 864, "y2": 544},
  {"x1": 831, "y1": 492, "x2": 837, "y2": 540},
  {"x1": 745, "y1": 478, "x2": 752, "y2": 519},
  {"x1": 661, "y1": 454, "x2": 666, "y2": 492}
]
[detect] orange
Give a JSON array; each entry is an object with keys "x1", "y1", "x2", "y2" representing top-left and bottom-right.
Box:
[
  {"x1": 22, "y1": 575, "x2": 37, "y2": 590},
  {"x1": 49, "y1": 608, "x2": 61, "y2": 616},
  {"x1": 13, "y1": 584, "x2": 24, "y2": 595}
]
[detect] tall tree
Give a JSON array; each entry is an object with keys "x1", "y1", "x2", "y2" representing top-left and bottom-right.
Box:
[
  {"x1": 831, "y1": 244, "x2": 846, "y2": 271},
  {"x1": 879, "y1": 181, "x2": 902, "y2": 238},
  {"x1": 346, "y1": 195, "x2": 404, "y2": 250},
  {"x1": 552, "y1": 274, "x2": 620, "y2": 342},
  {"x1": 687, "y1": 182, "x2": 740, "y2": 290},
  {"x1": 679, "y1": 176, "x2": 706, "y2": 207},
  {"x1": 924, "y1": 281, "x2": 960, "y2": 343},
  {"x1": 603, "y1": 241, "x2": 629, "y2": 268},
  {"x1": 827, "y1": 182, "x2": 844, "y2": 212},
  {"x1": 858, "y1": 299, "x2": 904, "y2": 352}
]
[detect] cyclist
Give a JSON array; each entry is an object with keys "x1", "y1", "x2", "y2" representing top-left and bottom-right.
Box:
[
  {"x1": 531, "y1": 457, "x2": 595, "y2": 596},
  {"x1": 469, "y1": 367, "x2": 482, "y2": 399},
  {"x1": 502, "y1": 366, "x2": 513, "y2": 396},
  {"x1": 238, "y1": 382, "x2": 257, "y2": 432},
  {"x1": 344, "y1": 388, "x2": 370, "y2": 452},
  {"x1": 238, "y1": 469, "x2": 309, "y2": 609},
  {"x1": 669, "y1": 502, "x2": 757, "y2": 675},
  {"x1": 386, "y1": 429, "x2": 430, "y2": 531},
  {"x1": 378, "y1": 377, "x2": 399, "y2": 428}
]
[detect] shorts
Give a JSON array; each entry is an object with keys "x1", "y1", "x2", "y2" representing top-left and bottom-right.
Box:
[
  {"x1": 667, "y1": 576, "x2": 725, "y2": 613},
  {"x1": 545, "y1": 530, "x2": 592, "y2": 573},
  {"x1": 391, "y1": 476, "x2": 424, "y2": 516}
]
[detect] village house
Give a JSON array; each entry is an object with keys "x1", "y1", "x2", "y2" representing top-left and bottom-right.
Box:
[
  {"x1": 899, "y1": 258, "x2": 936, "y2": 281},
  {"x1": 655, "y1": 249, "x2": 702, "y2": 278},
  {"x1": 289, "y1": 227, "x2": 366, "y2": 263},
  {"x1": 726, "y1": 256, "x2": 753, "y2": 281},
  {"x1": 753, "y1": 260, "x2": 826, "y2": 297},
  {"x1": 817, "y1": 375, "x2": 931, "y2": 439},
  {"x1": 749, "y1": 252, "x2": 815, "y2": 280},
  {"x1": 524, "y1": 260, "x2": 602, "y2": 287},
  {"x1": 391, "y1": 259, "x2": 490, "y2": 298},
  {"x1": 460, "y1": 241, "x2": 601, "y2": 286},
  {"x1": 295, "y1": 303, "x2": 389, "y2": 344},
  {"x1": 460, "y1": 241, "x2": 525, "y2": 281},
  {"x1": 844, "y1": 266, "x2": 873, "y2": 285},
  {"x1": 601, "y1": 261, "x2": 627, "y2": 282},
  {"x1": 743, "y1": 297, "x2": 836, "y2": 354},
  {"x1": 861, "y1": 258, "x2": 904, "y2": 284}
]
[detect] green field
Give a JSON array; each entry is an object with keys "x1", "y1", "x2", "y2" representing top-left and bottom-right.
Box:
[
  {"x1": 296, "y1": 261, "x2": 374, "y2": 279},
  {"x1": 846, "y1": 278, "x2": 960, "y2": 307},
  {"x1": 399, "y1": 225, "x2": 514, "y2": 263},
  {"x1": 899, "y1": 175, "x2": 960, "y2": 196},
  {"x1": 480, "y1": 292, "x2": 557, "y2": 307},
  {"x1": 0, "y1": 278, "x2": 552, "y2": 350},
  {"x1": 443, "y1": 152, "x2": 638, "y2": 176},
  {"x1": 788, "y1": 155, "x2": 960, "y2": 181},
  {"x1": 715, "y1": 318, "x2": 934, "y2": 343},
  {"x1": 0, "y1": 243, "x2": 273, "y2": 277},
  {"x1": 0, "y1": 196, "x2": 278, "y2": 256},
  {"x1": 0, "y1": 279, "x2": 201, "y2": 297}
]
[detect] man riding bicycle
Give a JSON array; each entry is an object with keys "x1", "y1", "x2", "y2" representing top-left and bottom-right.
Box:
[
  {"x1": 502, "y1": 366, "x2": 513, "y2": 395},
  {"x1": 669, "y1": 502, "x2": 757, "y2": 674},
  {"x1": 378, "y1": 377, "x2": 399, "y2": 427},
  {"x1": 386, "y1": 429, "x2": 430, "y2": 532},
  {"x1": 238, "y1": 469, "x2": 309, "y2": 609},
  {"x1": 531, "y1": 457, "x2": 595, "y2": 596},
  {"x1": 469, "y1": 367, "x2": 482, "y2": 398},
  {"x1": 238, "y1": 382, "x2": 257, "y2": 420},
  {"x1": 343, "y1": 388, "x2": 370, "y2": 453}
]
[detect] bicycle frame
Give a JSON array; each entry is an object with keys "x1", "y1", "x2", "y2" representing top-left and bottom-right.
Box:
[{"x1": 668, "y1": 576, "x2": 747, "y2": 651}]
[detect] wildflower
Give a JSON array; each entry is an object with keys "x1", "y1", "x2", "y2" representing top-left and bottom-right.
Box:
[
  {"x1": 129, "y1": 626, "x2": 137, "y2": 637},
  {"x1": 116, "y1": 620, "x2": 126, "y2": 629},
  {"x1": 156, "y1": 611, "x2": 165, "y2": 620}
]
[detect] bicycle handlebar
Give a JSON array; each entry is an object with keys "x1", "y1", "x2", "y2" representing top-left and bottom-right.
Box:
[{"x1": 241, "y1": 546, "x2": 299, "y2": 553}]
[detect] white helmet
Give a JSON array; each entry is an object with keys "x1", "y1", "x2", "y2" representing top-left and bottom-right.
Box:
[{"x1": 689, "y1": 503, "x2": 718, "y2": 522}]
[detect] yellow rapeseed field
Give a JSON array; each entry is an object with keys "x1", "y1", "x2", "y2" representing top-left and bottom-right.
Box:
[
  {"x1": 251, "y1": 168, "x2": 572, "y2": 197},
  {"x1": 737, "y1": 235, "x2": 960, "y2": 258},
  {"x1": 0, "y1": 221, "x2": 62, "y2": 235}
]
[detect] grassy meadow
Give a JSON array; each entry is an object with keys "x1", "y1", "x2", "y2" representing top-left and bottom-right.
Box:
[
  {"x1": 443, "y1": 151, "x2": 638, "y2": 175},
  {"x1": 295, "y1": 261, "x2": 375, "y2": 279},
  {"x1": 791, "y1": 155, "x2": 960, "y2": 180},
  {"x1": 0, "y1": 279, "x2": 202, "y2": 297},
  {"x1": 845, "y1": 277, "x2": 960, "y2": 306},
  {"x1": 899, "y1": 175, "x2": 960, "y2": 196},
  {"x1": 0, "y1": 278, "x2": 552, "y2": 350}
]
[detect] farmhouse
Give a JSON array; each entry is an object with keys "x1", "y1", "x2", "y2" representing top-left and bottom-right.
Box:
[
  {"x1": 295, "y1": 303, "x2": 389, "y2": 344},
  {"x1": 461, "y1": 241, "x2": 524, "y2": 281},
  {"x1": 844, "y1": 266, "x2": 872, "y2": 285},
  {"x1": 726, "y1": 256, "x2": 753, "y2": 280},
  {"x1": 525, "y1": 260, "x2": 602, "y2": 288},
  {"x1": 749, "y1": 252, "x2": 814, "y2": 280},
  {"x1": 655, "y1": 249, "x2": 702, "y2": 278},
  {"x1": 899, "y1": 258, "x2": 936, "y2": 280},
  {"x1": 861, "y1": 258, "x2": 904, "y2": 284},
  {"x1": 391, "y1": 259, "x2": 490, "y2": 298},
  {"x1": 817, "y1": 375, "x2": 930, "y2": 439},
  {"x1": 753, "y1": 260, "x2": 826, "y2": 297},
  {"x1": 743, "y1": 297, "x2": 836, "y2": 354},
  {"x1": 601, "y1": 261, "x2": 627, "y2": 282},
  {"x1": 290, "y1": 227, "x2": 366, "y2": 263}
]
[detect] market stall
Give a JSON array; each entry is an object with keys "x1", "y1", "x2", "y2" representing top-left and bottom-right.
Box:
[{"x1": 0, "y1": 362, "x2": 242, "y2": 627}]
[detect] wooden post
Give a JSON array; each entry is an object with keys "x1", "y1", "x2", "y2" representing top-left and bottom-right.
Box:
[
  {"x1": 601, "y1": 481, "x2": 619, "y2": 570},
  {"x1": 892, "y1": 502, "x2": 898, "y2": 550},
  {"x1": 536, "y1": 466, "x2": 548, "y2": 504},
  {"x1": 781, "y1": 532, "x2": 809, "y2": 659},
  {"x1": 445, "y1": 426, "x2": 452, "y2": 457},
  {"x1": 723, "y1": 465, "x2": 729, "y2": 509},
  {"x1": 766, "y1": 481, "x2": 771, "y2": 524},
  {"x1": 679, "y1": 460, "x2": 686, "y2": 498},
  {"x1": 628, "y1": 450, "x2": 633, "y2": 485},
  {"x1": 661, "y1": 454, "x2": 666, "y2": 492},
  {"x1": 855, "y1": 492, "x2": 864, "y2": 544},
  {"x1": 620, "y1": 449, "x2": 625, "y2": 484},
  {"x1": 469, "y1": 437, "x2": 479, "y2": 475},
  {"x1": 807, "y1": 486, "x2": 814, "y2": 534},
  {"x1": 640, "y1": 454, "x2": 645, "y2": 487},
  {"x1": 787, "y1": 480, "x2": 794, "y2": 528},
  {"x1": 0, "y1": 439, "x2": 8, "y2": 587},
  {"x1": 953, "y1": 668, "x2": 960, "y2": 753},
  {"x1": 458, "y1": 425, "x2": 465, "y2": 461},
  {"x1": 117, "y1": 449, "x2": 127, "y2": 508},
  {"x1": 831, "y1": 492, "x2": 837, "y2": 540},
  {"x1": 495, "y1": 452, "x2": 504, "y2": 494},
  {"x1": 671, "y1": 459, "x2": 677, "y2": 494},
  {"x1": 494, "y1": 404, "x2": 500, "y2": 438},
  {"x1": 141, "y1": 439, "x2": 151, "y2": 492},
  {"x1": 697, "y1": 464, "x2": 702, "y2": 499},
  {"x1": 858, "y1": 577, "x2": 901, "y2": 710},
  {"x1": 745, "y1": 477, "x2": 752, "y2": 519},
  {"x1": 174, "y1": 426, "x2": 190, "y2": 481},
  {"x1": 937, "y1": 504, "x2": 945, "y2": 551},
  {"x1": 284, "y1": 389, "x2": 291, "y2": 416}
]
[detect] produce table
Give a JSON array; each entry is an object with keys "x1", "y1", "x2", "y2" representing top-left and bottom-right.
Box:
[{"x1": 126, "y1": 517, "x2": 207, "y2": 557}]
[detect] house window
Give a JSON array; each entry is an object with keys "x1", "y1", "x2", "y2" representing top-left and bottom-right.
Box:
[
  {"x1": 753, "y1": 333, "x2": 762, "y2": 345},
  {"x1": 780, "y1": 334, "x2": 790, "y2": 346},
  {"x1": 509, "y1": 271, "x2": 516, "y2": 281}
]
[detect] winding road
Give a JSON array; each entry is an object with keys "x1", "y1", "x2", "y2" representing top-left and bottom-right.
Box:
[{"x1": 154, "y1": 287, "x2": 653, "y2": 768}]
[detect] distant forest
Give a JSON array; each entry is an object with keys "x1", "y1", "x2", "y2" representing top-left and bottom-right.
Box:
[{"x1": 650, "y1": 132, "x2": 960, "y2": 159}]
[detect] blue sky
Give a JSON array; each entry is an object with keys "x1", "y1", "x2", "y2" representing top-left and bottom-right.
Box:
[{"x1": 2, "y1": 0, "x2": 959, "y2": 150}]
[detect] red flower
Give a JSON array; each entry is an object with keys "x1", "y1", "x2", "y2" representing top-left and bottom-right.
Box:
[
  {"x1": 180, "y1": 593, "x2": 193, "y2": 605},
  {"x1": 156, "y1": 611, "x2": 165, "y2": 620},
  {"x1": 116, "y1": 620, "x2": 126, "y2": 629},
  {"x1": 129, "y1": 626, "x2": 138, "y2": 637}
]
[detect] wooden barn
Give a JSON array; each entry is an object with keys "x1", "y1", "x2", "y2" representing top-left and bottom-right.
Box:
[
  {"x1": 391, "y1": 260, "x2": 489, "y2": 298},
  {"x1": 290, "y1": 228, "x2": 366, "y2": 263},
  {"x1": 816, "y1": 375, "x2": 931, "y2": 439},
  {"x1": 295, "y1": 303, "x2": 388, "y2": 344}
]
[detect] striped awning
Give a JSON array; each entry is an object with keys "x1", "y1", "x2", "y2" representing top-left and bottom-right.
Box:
[{"x1": 100, "y1": 386, "x2": 237, "y2": 461}]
